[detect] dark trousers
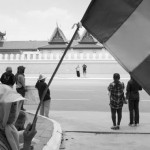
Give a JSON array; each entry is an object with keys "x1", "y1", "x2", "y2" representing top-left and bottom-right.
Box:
[
  {"x1": 128, "y1": 100, "x2": 139, "y2": 124},
  {"x1": 76, "y1": 71, "x2": 80, "y2": 77},
  {"x1": 16, "y1": 87, "x2": 25, "y2": 109},
  {"x1": 111, "y1": 107, "x2": 122, "y2": 126}
]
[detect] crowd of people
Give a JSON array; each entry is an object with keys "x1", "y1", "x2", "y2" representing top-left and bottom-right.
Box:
[{"x1": 108, "y1": 73, "x2": 142, "y2": 130}]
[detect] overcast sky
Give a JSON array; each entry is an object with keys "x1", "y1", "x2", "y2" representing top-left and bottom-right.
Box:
[{"x1": 0, "y1": 0, "x2": 91, "y2": 41}]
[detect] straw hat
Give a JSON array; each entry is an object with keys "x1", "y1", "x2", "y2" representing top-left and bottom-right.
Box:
[
  {"x1": 38, "y1": 74, "x2": 46, "y2": 81},
  {"x1": 0, "y1": 84, "x2": 27, "y2": 103}
]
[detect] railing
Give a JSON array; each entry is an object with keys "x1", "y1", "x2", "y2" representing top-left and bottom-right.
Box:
[{"x1": 0, "y1": 49, "x2": 115, "y2": 61}]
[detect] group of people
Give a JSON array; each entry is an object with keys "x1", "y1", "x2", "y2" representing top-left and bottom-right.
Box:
[
  {"x1": 108, "y1": 73, "x2": 142, "y2": 130},
  {"x1": 75, "y1": 64, "x2": 87, "y2": 77},
  {"x1": 0, "y1": 66, "x2": 51, "y2": 149},
  {"x1": 0, "y1": 66, "x2": 26, "y2": 111},
  {"x1": 0, "y1": 66, "x2": 51, "y2": 118}
]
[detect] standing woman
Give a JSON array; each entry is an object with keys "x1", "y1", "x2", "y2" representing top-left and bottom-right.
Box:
[
  {"x1": 15, "y1": 66, "x2": 26, "y2": 111},
  {"x1": 108, "y1": 73, "x2": 125, "y2": 130}
]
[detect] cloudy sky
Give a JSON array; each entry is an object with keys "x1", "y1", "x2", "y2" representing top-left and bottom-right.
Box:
[{"x1": 0, "y1": 0, "x2": 91, "y2": 41}]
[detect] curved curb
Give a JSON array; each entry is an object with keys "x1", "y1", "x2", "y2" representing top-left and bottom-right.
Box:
[
  {"x1": 26, "y1": 111, "x2": 62, "y2": 150},
  {"x1": 42, "y1": 117, "x2": 62, "y2": 150}
]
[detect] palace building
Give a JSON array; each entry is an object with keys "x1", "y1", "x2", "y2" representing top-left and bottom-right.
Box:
[{"x1": 0, "y1": 27, "x2": 126, "y2": 76}]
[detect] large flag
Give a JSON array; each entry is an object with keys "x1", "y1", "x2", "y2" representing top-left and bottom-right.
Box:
[{"x1": 81, "y1": 0, "x2": 150, "y2": 95}]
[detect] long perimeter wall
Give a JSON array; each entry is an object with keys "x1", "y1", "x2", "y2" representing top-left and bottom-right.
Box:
[
  {"x1": 0, "y1": 49, "x2": 128, "y2": 77},
  {"x1": 0, "y1": 60, "x2": 127, "y2": 76}
]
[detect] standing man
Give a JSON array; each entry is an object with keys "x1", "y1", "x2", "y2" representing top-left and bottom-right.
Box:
[
  {"x1": 126, "y1": 76, "x2": 142, "y2": 126},
  {"x1": 15, "y1": 66, "x2": 26, "y2": 111},
  {"x1": 82, "y1": 64, "x2": 87, "y2": 77},
  {"x1": 35, "y1": 74, "x2": 51, "y2": 118},
  {"x1": 0, "y1": 67, "x2": 15, "y2": 88},
  {"x1": 108, "y1": 73, "x2": 125, "y2": 130}
]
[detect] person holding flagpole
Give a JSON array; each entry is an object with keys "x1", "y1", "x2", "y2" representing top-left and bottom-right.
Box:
[{"x1": 0, "y1": 84, "x2": 37, "y2": 150}]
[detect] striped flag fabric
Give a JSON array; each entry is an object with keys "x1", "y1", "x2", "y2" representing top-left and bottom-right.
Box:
[{"x1": 81, "y1": 0, "x2": 150, "y2": 95}]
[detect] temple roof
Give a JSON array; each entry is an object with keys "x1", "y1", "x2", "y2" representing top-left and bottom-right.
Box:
[
  {"x1": 0, "y1": 41, "x2": 47, "y2": 52},
  {"x1": 72, "y1": 30, "x2": 104, "y2": 49},
  {"x1": 48, "y1": 26, "x2": 68, "y2": 44},
  {"x1": 79, "y1": 30, "x2": 97, "y2": 44},
  {"x1": 0, "y1": 28, "x2": 104, "y2": 52},
  {"x1": 38, "y1": 26, "x2": 68, "y2": 50},
  {"x1": 38, "y1": 44, "x2": 67, "y2": 50}
]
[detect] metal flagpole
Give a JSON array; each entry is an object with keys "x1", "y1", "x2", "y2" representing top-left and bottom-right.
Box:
[{"x1": 32, "y1": 23, "x2": 81, "y2": 126}]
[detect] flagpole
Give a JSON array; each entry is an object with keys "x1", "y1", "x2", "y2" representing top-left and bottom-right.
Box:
[{"x1": 32, "y1": 23, "x2": 80, "y2": 125}]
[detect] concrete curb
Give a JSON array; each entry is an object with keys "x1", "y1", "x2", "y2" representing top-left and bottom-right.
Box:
[
  {"x1": 43, "y1": 118, "x2": 62, "y2": 150},
  {"x1": 26, "y1": 111, "x2": 62, "y2": 150}
]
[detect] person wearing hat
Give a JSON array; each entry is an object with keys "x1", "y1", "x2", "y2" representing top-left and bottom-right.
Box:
[
  {"x1": 0, "y1": 84, "x2": 37, "y2": 150},
  {"x1": 108, "y1": 73, "x2": 125, "y2": 130},
  {"x1": 15, "y1": 66, "x2": 26, "y2": 111},
  {"x1": 35, "y1": 74, "x2": 51, "y2": 117},
  {"x1": 0, "y1": 67, "x2": 15, "y2": 88}
]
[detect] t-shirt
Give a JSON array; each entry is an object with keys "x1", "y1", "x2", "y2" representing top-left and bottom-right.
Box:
[{"x1": 108, "y1": 81, "x2": 125, "y2": 109}]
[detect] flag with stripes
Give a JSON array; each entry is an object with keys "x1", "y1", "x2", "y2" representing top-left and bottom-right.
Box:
[{"x1": 81, "y1": 0, "x2": 150, "y2": 95}]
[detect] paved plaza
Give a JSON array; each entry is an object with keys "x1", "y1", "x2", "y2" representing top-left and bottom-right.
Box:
[{"x1": 24, "y1": 74, "x2": 150, "y2": 150}]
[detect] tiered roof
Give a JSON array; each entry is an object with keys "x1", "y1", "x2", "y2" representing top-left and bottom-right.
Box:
[
  {"x1": 0, "y1": 27, "x2": 103, "y2": 52},
  {"x1": 72, "y1": 30, "x2": 103, "y2": 49},
  {"x1": 0, "y1": 41, "x2": 47, "y2": 52},
  {"x1": 38, "y1": 27, "x2": 68, "y2": 50}
]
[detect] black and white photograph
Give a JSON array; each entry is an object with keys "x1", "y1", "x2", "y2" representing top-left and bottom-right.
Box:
[{"x1": 0, "y1": 0, "x2": 150, "y2": 150}]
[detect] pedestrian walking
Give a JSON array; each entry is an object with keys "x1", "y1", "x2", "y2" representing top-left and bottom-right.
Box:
[
  {"x1": 35, "y1": 74, "x2": 51, "y2": 118},
  {"x1": 0, "y1": 67, "x2": 15, "y2": 88},
  {"x1": 76, "y1": 65, "x2": 80, "y2": 77},
  {"x1": 15, "y1": 66, "x2": 26, "y2": 111},
  {"x1": 108, "y1": 73, "x2": 125, "y2": 130},
  {"x1": 126, "y1": 76, "x2": 142, "y2": 126},
  {"x1": 82, "y1": 64, "x2": 87, "y2": 77}
]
